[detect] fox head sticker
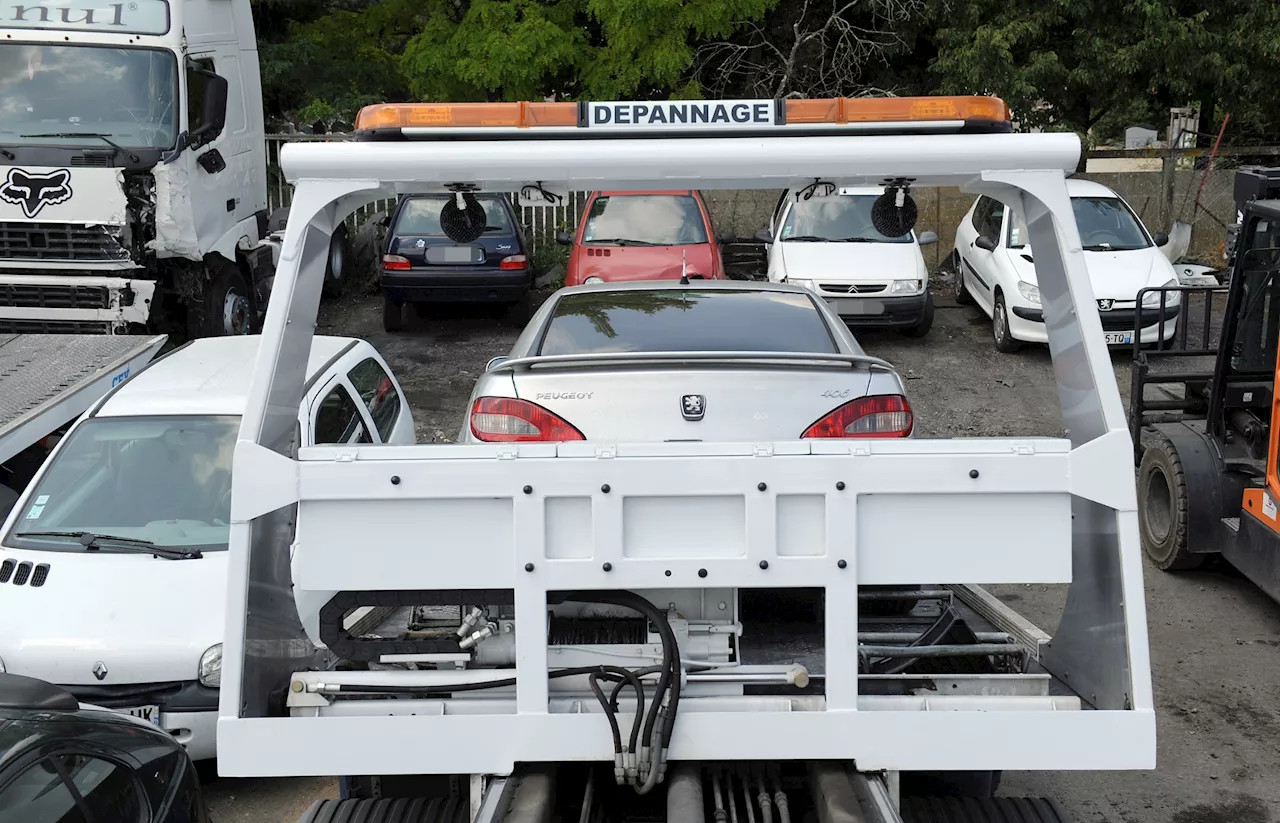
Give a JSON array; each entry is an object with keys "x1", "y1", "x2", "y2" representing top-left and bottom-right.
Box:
[{"x1": 0, "y1": 168, "x2": 73, "y2": 218}]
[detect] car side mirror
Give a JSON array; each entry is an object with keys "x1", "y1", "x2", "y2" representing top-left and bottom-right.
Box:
[
  {"x1": 917, "y1": 230, "x2": 938, "y2": 246},
  {"x1": 1153, "y1": 231, "x2": 1169, "y2": 247},
  {"x1": 486, "y1": 356, "x2": 509, "y2": 371},
  {"x1": 974, "y1": 235, "x2": 997, "y2": 252},
  {"x1": 555, "y1": 230, "x2": 572, "y2": 246},
  {"x1": 188, "y1": 69, "x2": 228, "y2": 149},
  {"x1": 754, "y1": 228, "x2": 773, "y2": 243}
]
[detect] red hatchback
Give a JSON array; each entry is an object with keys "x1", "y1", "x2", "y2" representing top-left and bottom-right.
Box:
[{"x1": 558, "y1": 190, "x2": 727, "y2": 286}]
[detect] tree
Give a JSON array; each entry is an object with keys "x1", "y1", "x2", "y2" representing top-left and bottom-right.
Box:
[{"x1": 693, "y1": 0, "x2": 925, "y2": 100}]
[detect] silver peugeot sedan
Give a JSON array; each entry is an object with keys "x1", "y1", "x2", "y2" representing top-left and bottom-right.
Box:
[{"x1": 459, "y1": 280, "x2": 912, "y2": 443}]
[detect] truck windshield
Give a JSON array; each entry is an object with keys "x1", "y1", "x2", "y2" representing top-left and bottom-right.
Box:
[
  {"x1": 780, "y1": 194, "x2": 913, "y2": 243},
  {"x1": 0, "y1": 44, "x2": 178, "y2": 149},
  {"x1": 6, "y1": 416, "x2": 238, "y2": 553}
]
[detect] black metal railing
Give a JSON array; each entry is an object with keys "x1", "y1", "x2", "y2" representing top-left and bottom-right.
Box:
[{"x1": 1128, "y1": 284, "x2": 1230, "y2": 462}]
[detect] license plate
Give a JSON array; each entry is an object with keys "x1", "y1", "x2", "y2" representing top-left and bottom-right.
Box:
[
  {"x1": 829, "y1": 298, "x2": 883, "y2": 316},
  {"x1": 426, "y1": 245, "x2": 481, "y2": 264},
  {"x1": 1104, "y1": 332, "x2": 1133, "y2": 345},
  {"x1": 117, "y1": 705, "x2": 160, "y2": 725}
]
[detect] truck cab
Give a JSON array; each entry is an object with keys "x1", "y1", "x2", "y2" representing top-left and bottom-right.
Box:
[{"x1": 0, "y1": 0, "x2": 287, "y2": 338}]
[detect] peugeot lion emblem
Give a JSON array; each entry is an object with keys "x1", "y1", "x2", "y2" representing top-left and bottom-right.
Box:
[
  {"x1": 0, "y1": 168, "x2": 73, "y2": 218},
  {"x1": 681, "y1": 394, "x2": 706, "y2": 421},
  {"x1": 1097, "y1": 299, "x2": 1114, "y2": 311},
  {"x1": 92, "y1": 661, "x2": 108, "y2": 681}
]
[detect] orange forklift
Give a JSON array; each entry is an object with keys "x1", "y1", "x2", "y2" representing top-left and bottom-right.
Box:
[{"x1": 1132, "y1": 167, "x2": 1280, "y2": 600}]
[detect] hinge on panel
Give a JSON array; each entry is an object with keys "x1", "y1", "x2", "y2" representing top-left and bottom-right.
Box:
[
  {"x1": 334, "y1": 452, "x2": 356, "y2": 463},
  {"x1": 853, "y1": 445, "x2": 872, "y2": 456},
  {"x1": 1013, "y1": 443, "x2": 1036, "y2": 455},
  {"x1": 753, "y1": 445, "x2": 773, "y2": 457},
  {"x1": 595, "y1": 446, "x2": 616, "y2": 459},
  {"x1": 496, "y1": 447, "x2": 519, "y2": 460}
]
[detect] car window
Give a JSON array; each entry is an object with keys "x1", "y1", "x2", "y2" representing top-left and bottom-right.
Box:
[
  {"x1": 393, "y1": 196, "x2": 514, "y2": 237},
  {"x1": 539, "y1": 289, "x2": 838, "y2": 355},
  {"x1": 313, "y1": 384, "x2": 375, "y2": 445},
  {"x1": 779, "y1": 194, "x2": 912, "y2": 243},
  {"x1": 581, "y1": 195, "x2": 709, "y2": 246},
  {"x1": 1007, "y1": 196, "x2": 1152, "y2": 251},
  {"x1": 347, "y1": 358, "x2": 401, "y2": 442},
  {"x1": 60, "y1": 755, "x2": 142, "y2": 823},
  {"x1": 0, "y1": 757, "x2": 89, "y2": 823},
  {"x1": 979, "y1": 200, "x2": 1005, "y2": 241},
  {"x1": 970, "y1": 197, "x2": 992, "y2": 233},
  {"x1": 9, "y1": 416, "x2": 239, "y2": 553}
]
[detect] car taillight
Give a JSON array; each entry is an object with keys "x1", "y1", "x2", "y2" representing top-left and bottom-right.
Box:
[
  {"x1": 500, "y1": 254, "x2": 529, "y2": 270},
  {"x1": 802, "y1": 395, "x2": 913, "y2": 438},
  {"x1": 470, "y1": 397, "x2": 585, "y2": 442},
  {"x1": 383, "y1": 254, "x2": 410, "y2": 270}
]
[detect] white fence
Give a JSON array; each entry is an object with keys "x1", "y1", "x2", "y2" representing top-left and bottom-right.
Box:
[{"x1": 266, "y1": 134, "x2": 589, "y2": 253}]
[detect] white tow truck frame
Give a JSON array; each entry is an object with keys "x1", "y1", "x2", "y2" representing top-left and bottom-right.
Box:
[{"x1": 218, "y1": 97, "x2": 1155, "y2": 817}]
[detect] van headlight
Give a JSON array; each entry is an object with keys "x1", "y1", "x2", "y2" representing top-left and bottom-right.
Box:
[
  {"x1": 1142, "y1": 279, "x2": 1180, "y2": 307},
  {"x1": 1017, "y1": 281, "x2": 1041, "y2": 305},
  {"x1": 786, "y1": 278, "x2": 815, "y2": 291},
  {"x1": 198, "y1": 644, "x2": 222, "y2": 688},
  {"x1": 891, "y1": 279, "x2": 923, "y2": 295}
]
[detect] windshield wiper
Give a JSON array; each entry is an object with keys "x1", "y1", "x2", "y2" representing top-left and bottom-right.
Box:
[
  {"x1": 1083, "y1": 244, "x2": 1145, "y2": 252},
  {"x1": 583, "y1": 238, "x2": 660, "y2": 246},
  {"x1": 18, "y1": 530, "x2": 201, "y2": 560},
  {"x1": 20, "y1": 132, "x2": 140, "y2": 163},
  {"x1": 781, "y1": 235, "x2": 827, "y2": 242},
  {"x1": 834, "y1": 236, "x2": 882, "y2": 243}
]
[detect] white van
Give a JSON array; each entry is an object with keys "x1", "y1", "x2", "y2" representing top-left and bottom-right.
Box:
[
  {"x1": 759, "y1": 184, "x2": 938, "y2": 337},
  {"x1": 0, "y1": 335, "x2": 413, "y2": 761}
]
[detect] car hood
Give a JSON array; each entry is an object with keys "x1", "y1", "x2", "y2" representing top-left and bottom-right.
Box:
[
  {"x1": 1009, "y1": 246, "x2": 1174, "y2": 300},
  {"x1": 0, "y1": 547, "x2": 224, "y2": 685},
  {"x1": 575, "y1": 245, "x2": 716, "y2": 282},
  {"x1": 779, "y1": 241, "x2": 922, "y2": 281}
]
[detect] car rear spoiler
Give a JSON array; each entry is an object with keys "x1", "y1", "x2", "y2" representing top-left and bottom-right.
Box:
[{"x1": 489, "y1": 350, "x2": 897, "y2": 372}]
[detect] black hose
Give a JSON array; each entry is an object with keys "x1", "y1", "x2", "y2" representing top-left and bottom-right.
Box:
[
  {"x1": 588, "y1": 672, "x2": 623, "y2": 755},
  {"x1": 327, "y1": 664, "x2": 626, "y2": 696},
  {"x1": 605, "y1": 665, "x2": 645, "y2": 754}
]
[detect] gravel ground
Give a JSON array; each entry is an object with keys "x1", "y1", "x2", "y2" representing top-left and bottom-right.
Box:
[{"x1": 206, "y1": 288, "x2": 1280, "y2": 823}]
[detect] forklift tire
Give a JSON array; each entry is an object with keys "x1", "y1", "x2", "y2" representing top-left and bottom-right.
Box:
[
  {"x1": 900, "y1": 796, "x2": 1072, "y2": 823},
  {"x1": 297, "y1": 797, "x2": 467, "y2": 823},
  {"x1": 384, "y1": 296, "x2": 404, "y2": 333},
  {"x1": 1138, "y1": 434, "x2": 1206, "y2": 571}
]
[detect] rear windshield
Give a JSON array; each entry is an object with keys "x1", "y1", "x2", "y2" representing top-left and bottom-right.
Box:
[
  {"x1": 581, "y1": 195, "x2": 709, "y2": 246},
  {"x1": 393, "y1": 195, "x2": 515, "y2": 237},
  {"x1": 780, "y1": 194, "x2": 912, "y2": 244},
  {"x1": 538, "y1": 289, "x2": 837, "y2": 355}
]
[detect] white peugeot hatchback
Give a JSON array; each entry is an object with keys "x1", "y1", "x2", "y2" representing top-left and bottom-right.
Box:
[
  {"x1": 952, "y1": 178, "x2": 1180, "y2": 352},
  {"x1": 760, "y1": 185, "x2": 938, "y2": 337}
]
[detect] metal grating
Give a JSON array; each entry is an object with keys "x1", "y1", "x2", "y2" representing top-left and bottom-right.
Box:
[
  {"x1": 71, "y1": 155, "x2": 111, "y2": 168},
  {"x1": 0, "y1": 222, "x2": 130, "y2": 262},
  {"x1": 0, "y1": 319, "x2": 114, "y2": 334},
  {"x1": 0, "y1": 559, "x2": 11, "y2": 583},
  {"x1": 11, "y1": 561, "x2": 30, "y2": 585},
  {"x1": 819, "y1": 283, "x2": 886, "y2": 294},
  {"x1": 0, "y1": 282, "x2": 111, "y2": 310},
  {"x1": 29, "y1": 563, "x2": 48, "y2": 587}
]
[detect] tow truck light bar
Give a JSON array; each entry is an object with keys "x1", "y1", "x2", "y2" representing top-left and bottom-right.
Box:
[{"x1": 354, "y1": 95, "x2": 1012, "y2": 138}]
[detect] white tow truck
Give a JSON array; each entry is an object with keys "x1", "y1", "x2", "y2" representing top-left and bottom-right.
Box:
[
  {"x1": 0, "y1": 333, "x2": 165, "y2": 518},
  {"x1": 0, "y1": 0, "x2": 347, "y2": 339},
  {"x1": 218, "y1": 96, "x2": 1156, "y2": 822}
]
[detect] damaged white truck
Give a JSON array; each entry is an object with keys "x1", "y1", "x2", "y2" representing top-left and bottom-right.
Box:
[
  {"x1": 0, "y1": 0, "x2": 346, "y2": 338},
  {"x1": 219, "y1": 96, "x2": 1157, "y2": 823}
]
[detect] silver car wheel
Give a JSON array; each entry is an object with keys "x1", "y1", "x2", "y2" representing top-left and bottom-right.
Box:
[{"x1": 224, "y1": 289, "x2": 250, "y2": 335}]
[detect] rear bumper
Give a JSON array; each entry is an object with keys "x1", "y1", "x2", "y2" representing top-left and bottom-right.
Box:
[
  {"x1": 382, "y1": 268, "x2": 530, "y2": 304},
  {"x1": 0, "y1": 272, "x2": 155, "y2": 333},
  {"x1": 820, "y1": 292, "x2": 927, "y2": 327}
]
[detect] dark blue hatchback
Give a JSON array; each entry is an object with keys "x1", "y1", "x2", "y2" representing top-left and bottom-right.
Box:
[{"x1": 380, "y1": 194, "x2": 533, "y2": 332}]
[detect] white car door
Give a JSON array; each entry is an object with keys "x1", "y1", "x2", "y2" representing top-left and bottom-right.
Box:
[
  {"x1": 344, "y1": 350, "x2": 417, "y2": 445},
  {"x1": 763, "y1": 192, "x2": 792, "y2": 282},
  {"x1": 959, "y1": 195, "x2": 1004, "y2": 310}
]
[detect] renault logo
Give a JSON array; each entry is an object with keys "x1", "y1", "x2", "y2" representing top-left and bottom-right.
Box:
[
  {"x1": 1097, "y1": 299, "x2": 1113, "y2": 311},
  {"x1": 681, "y1": 394, "x2": 706, "y2": 421},
  {"x1": 92, "y1": 661, "x2": 108, "y2": 681}
]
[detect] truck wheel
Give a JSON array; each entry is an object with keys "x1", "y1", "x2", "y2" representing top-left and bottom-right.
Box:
[
  {"x1": 1138, "y1": 435, "x2": 1204, "y2": 570},
  {"x1": 297, "y1": 797, "x2": 467, "y2": 823},
  {"x1": 384, "y1": 296, "x2": 404, "y2": 333},
  {"x1": 900, "y1": 796, "x2": 1071, "y2": 823},
  {"x1": 899, "y1": 293, "x2": 934, "y2": 338},
  {"x1": 992, "y1": 291, "x2": 1021, "y2": 353},
  {"x1": 203, "y1": 267, "x2": 253, "y2": 337},
  {"x1": 323, "y1": 222, "x2": 351, "y2": 299}
]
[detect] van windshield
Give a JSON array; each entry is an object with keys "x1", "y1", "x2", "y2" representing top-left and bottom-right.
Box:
[
  {"x1": 6, "y1": 416, "x2": 238, "y2": 553},
  {"x1": 780, "y1": 194, "x2": 912, "y2": 243}
]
